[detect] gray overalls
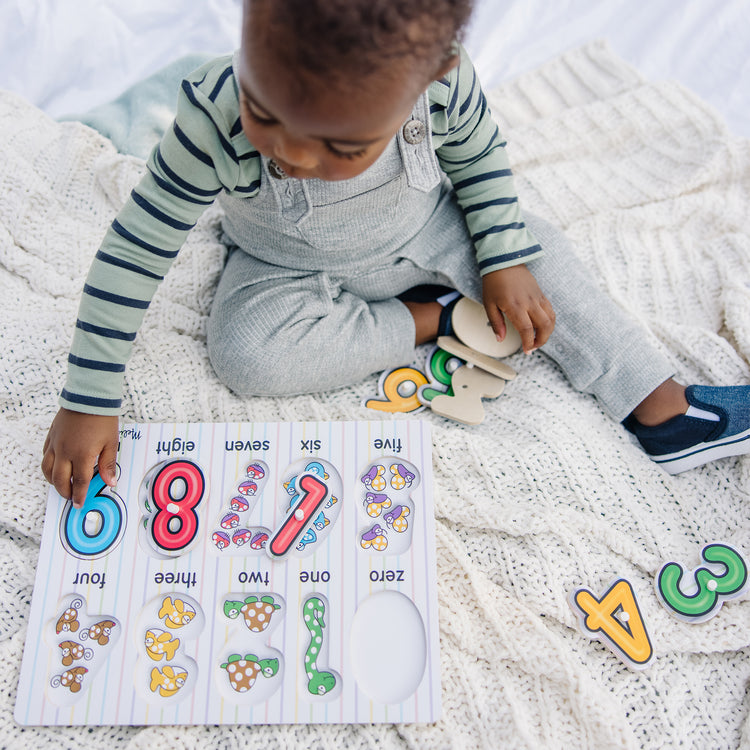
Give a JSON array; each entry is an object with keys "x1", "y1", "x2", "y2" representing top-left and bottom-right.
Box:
[{"x1": 208, "y1": 93, "x2": 673, "y2": 420}]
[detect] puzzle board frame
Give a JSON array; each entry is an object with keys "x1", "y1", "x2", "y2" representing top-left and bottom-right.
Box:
[{"x1": 16, "y1": 420, "x2": 440, "y2": 726}]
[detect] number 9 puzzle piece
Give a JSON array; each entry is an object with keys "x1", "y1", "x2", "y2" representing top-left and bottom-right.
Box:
[{"x1": 364, "y1": 366, "x2": 428, "y2": 414}]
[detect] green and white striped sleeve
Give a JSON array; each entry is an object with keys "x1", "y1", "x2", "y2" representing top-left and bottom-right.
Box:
[
  {"x1": 61, "y1": 55, "x2": 255, "y2": 415},
  {"x1": 430, "y1": 46, "x2": 542, "y2": 275}
]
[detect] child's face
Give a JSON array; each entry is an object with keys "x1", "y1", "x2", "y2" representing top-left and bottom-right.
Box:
[{"x1": 237, "y1": 14, "x2": 440, "y2": 181}]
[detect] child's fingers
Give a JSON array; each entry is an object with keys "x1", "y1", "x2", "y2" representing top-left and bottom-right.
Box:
[
  {"x1": 48, "y1": 457, "x2": 75, "y2": 502},
  {"x1": 484, "y1": 302, "x2": 507, "y2": 341},
  {"x1": 70, "y1": 466, "x2": 95, "y2": 509},
  {"x1": 506, "y1": 310, "x2": 536, "y2": 354},
  {"x1": 530, "y1": 298, "x2": 556, "y2": 349},
  {"x1": 40, "y1": 446, "x2": 55, "y2": 485},
  {"x1": 97, "y1": 441, "x2": 119, "y2": 488}
]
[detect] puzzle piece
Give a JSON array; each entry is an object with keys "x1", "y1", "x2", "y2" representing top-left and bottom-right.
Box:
[
  {"x1": 139, "y1": 459, "x2": 207, "y2": 559},
  {"x1": 364, "y1": 366, "x2": 428, "y2": 414},
  {"x1": 430, "y1": 364, "x2": 507, "y2": 425},
  {"x1": 436, "y1": 335, "x2": 517, "y2": 380},
  {"x1": 418, "y1": 345, "x2": 463, "y2": 404},
  {"x1": 269, "y1": 458, "x2": 343, "y2": 560},
  {"x1": 302, "y1": 595, "x2": 341, "y2": 699},
  {"x1": 655, "y1": 542, "x2": 748, "y2": 623},
  {"x1": 451, "y1": 296, "x2": 522, "y2": 358},
  {"x1": 59, "y1": 470, "x2": 127, "y2": 559},
  {"x1": 569, "y1": 578, "x2": 653, "y2": 669}
]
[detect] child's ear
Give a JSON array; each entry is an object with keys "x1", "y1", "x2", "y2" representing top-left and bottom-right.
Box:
[{"x1": 433, "y1": 52, "x2": 460, "y2": 81}]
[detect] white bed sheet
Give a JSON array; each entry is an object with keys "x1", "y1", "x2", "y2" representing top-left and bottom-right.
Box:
[{"x1": 1, "y1": 0, "x2": 749, "y2": 136}]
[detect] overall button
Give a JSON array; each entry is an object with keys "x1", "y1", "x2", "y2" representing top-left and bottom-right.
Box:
[
  {"x1": 402, "y1": 119, "x2": 426, "y2": 145},
  {"x1": 268, "y1": 159, "x2": 288, "y2": 179}
]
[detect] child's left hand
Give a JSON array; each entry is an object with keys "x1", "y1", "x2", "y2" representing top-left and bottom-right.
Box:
[{"x1": 481, "y1": 265, "x2": 556, "y2": 354}]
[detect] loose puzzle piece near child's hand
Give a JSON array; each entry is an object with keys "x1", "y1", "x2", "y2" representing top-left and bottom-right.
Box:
[
  {"x1": 364, "y1": 297, "x2": 521, "y2": 424},
  {"x1": 16, "y1": 420, "x2": 440, "y2": 726}
]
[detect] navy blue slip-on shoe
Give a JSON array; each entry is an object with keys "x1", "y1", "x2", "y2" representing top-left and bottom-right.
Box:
[{"x1": 622, "y1": 384, "x2": 750, "y2": 474}]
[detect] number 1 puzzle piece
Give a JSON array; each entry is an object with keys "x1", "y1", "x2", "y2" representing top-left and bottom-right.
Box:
[
  {"x1": 569, "y1": 578, "x2": 653, "y2": 669},
  {"x1": 269, "y1": 474, "x2": 329, "y2": 559}
]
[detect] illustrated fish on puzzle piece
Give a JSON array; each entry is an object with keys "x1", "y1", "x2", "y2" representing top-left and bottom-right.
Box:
[
  {"x1": 150, "y1": 665, "x2": 188, "y2": 697},
  {"x1": 145, "y1": 628, "x2": 181, "y2": 661},
  {"x1": 158, "y1": 596, "x2": 196, "y2": 629},
  {"x1": 297, "y1": 527, "x2": 318, "y2": 551}
]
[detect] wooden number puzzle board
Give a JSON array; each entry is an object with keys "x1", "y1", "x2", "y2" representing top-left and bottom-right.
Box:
[{"x1": 16, "y1": 420, "x2": 440, "y2": 726}]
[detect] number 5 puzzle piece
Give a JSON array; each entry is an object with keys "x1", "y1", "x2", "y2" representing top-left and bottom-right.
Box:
[{"x1": 429, "y1": 364, "x2": 506, "y2": 425}]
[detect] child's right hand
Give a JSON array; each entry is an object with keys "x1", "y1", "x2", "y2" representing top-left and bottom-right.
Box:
[
  {"x1": 41, "y1": 408, "x2": 120, "y2": 509},
  {"x1": 481, "y1": 264, "x2": 556, "y2": 354}
]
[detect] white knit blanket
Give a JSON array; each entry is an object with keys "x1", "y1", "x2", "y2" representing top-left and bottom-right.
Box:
[{"x1": 2, "y1": 42, "x2": 749, "y2": 749}]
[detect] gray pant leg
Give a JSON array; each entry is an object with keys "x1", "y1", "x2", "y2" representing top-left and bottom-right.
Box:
[
  {"x1": 525, "y1": 213, "x2": 674, "y2": 421},
  {"x1": 207, "y1": 248, "x2": 416, "y2": 397}
]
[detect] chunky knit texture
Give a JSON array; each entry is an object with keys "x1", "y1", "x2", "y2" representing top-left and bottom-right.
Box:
[{"x1": 1, "y1": 42, "x2": 749, "y2": 748}]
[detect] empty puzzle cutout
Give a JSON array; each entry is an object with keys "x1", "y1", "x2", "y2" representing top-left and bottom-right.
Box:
[
  {"x1": 133, "y1": 593, "x2": 205, "y2": 705},
  {"x1": 359, "y1": 457, "x2": 419, "y2": 556},
  {"x1": 45, "y1": 595, "x2": 121, "y2": 706},
  {"x1": 349, "y1": 590, "x2": 427, "y2": 704},
  {"x1": 211, "y1": 460, "x2": 271, "y2": 555},
  {"x1": 216, "y1": 591, "x2": 285, "y2": 704}
]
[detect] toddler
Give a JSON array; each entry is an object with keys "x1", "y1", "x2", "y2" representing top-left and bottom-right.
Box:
[{"x1": 43, "y1": 0, "x2": 750, "y2": 507}]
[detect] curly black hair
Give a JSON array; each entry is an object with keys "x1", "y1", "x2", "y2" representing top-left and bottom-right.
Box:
[{"x1": 245, "y1": 0, "x2": 474, "y2": 83}]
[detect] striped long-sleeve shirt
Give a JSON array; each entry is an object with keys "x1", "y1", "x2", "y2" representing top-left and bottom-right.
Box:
[{"x1": 61, "y1": 45, "x2": 541, "y2": 415}]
